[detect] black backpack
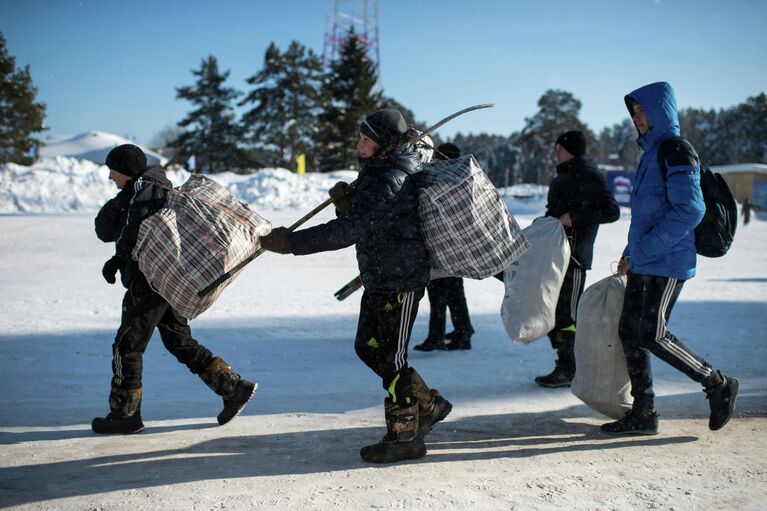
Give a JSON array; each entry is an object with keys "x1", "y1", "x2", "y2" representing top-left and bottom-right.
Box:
[{"x1": 657, "y1": 137, "x2": 737, "y2": 258}]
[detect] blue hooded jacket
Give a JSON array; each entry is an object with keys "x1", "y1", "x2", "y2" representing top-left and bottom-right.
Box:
[{"x1": 623, "y1": 82, "x2": 705, "y2": 280}]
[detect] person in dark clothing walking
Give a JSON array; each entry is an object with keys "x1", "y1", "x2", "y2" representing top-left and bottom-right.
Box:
[
  {"x1": 413, "y1": 142, "x2": 475, "y2": 352},
  {"x1": 92, "y1": 144, "x2": 256, "y2": 434},
  {"x1": 602, "y1": 81, "x2": 739, "y2": 435},
  {"x1": 260, "y1": 109, "x2": 452, "y2": 464},
  {"x1": 742, "y1": 198, "x2": 752, "y2": 225},
  {"x1": 535, "y1": 130, "x2": 621, "y2": 388}
]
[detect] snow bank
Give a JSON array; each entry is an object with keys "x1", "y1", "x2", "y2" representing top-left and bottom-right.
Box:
[
  {"x1": 39, "y1": 131, "x2": 166, "y2": 166},
  {"x1": 1, "y1": 156, "x2": 546, "y2": 215}
]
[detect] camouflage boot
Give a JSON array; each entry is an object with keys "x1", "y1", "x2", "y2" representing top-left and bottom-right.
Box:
[
  {"x1": 360, "y1": 398, "x2": 426, "y2": 464},
  {"x1": 92, "y1": 387, "x2": 145, "y2": 435},
  {"x1": 201, "y1": 357, "x2": 257, "y2": 425},
  {"x1": 409, "y1": 368, "x2": 452, "y2": 435}
]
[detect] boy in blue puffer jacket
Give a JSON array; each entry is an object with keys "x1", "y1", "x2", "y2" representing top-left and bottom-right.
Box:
[{"x1": 602, "y1": 82, "x2": 739, "y2": 435}]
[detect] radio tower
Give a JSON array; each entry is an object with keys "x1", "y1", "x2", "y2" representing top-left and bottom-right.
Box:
[{"x1": 322, "y1": 0, "x2": 380, "y2": 77}]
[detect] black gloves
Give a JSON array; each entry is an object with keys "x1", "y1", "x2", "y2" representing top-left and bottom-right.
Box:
[
  {"x1": 102, "y1": 256, "x2": 123, "y2": 284},
  {"x1": 260, "y1": 227, "x2": 293, "y2": 254},
  {"x1": 329, "y1": 181, "x2": 353, "y2": 214}
]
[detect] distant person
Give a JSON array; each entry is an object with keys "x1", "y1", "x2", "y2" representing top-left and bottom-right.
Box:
[
  {"x1": 93, "y1": 144, "x2": 256, "y2": 434},
  {"x1": 260, "y1": 109, "x2": 452, "y2": 463},
  {"x1": 603, "y1": 82, "x2": 739, "y2": 435},
  {"x1": 535, "y1": 130, "x2": 620, "y2": 388},
  {"x1": 742, "y1": 198, "x2": 752, "y2": 225},
  {"x1": 414, "y1": 142, "x2": 475, "y2": 352}
]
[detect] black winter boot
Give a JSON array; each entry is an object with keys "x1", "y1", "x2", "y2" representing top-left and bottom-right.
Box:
[
  {"x1": 413, "y1": 337, "x2": 445, "y2": 352},
  {"x1": 218, "y1": 380, "x2": 258, "y2": 425},
  {"x1": 601, "y1": 410, "x2": 659, "y2": 436},
  {"x1": 535, "y1": 332, "x2": 575, "y2": 388},
  {"x1": 409, "y1": 368, "x2": 452, "y2": 434},
  {"x1": 360, "y1": 399, "x2": 426, "y2": 464},
  {"x1": 201, "y1": 357, "x2": 257, "y2": 425},
  {"x1": 705, "y1": 371, "x2": 739, "y2": 431},
  {"x1": 445, "y1": 327, "x2": 474, "y2": 341},
  {"x1": 442, "y1": 336, "x2": 471, "y2": 350},
  {"x1": 92, "y1": 387, "x2": 144, "y2": 434},
  {"x1": 92, "y1": 413, "x2": 145, "y2": 434}
]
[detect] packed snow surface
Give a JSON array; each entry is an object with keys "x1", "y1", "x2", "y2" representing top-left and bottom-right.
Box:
[{"x1": 1, "y1": 155, "x2": 765, "y2": 510}]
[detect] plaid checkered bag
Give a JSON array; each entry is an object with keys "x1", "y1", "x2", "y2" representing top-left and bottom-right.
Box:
[
  {"x1": 417, "y1": 154, "x2": 529, "y2": 280},
  {"x1": 132, "y1": 175, "x2": 271, "y2": 319}
]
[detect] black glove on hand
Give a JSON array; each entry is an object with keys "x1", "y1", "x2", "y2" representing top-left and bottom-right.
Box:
[
  {"x1": 102, "y1": 256, "x2": 122, "y2": 284},
  {"x1": 260, "y1": 227, "x2": 293, "y2": 254},
  {"x1": 328, "y1": 181, "x2": 353, "y2": 214}
]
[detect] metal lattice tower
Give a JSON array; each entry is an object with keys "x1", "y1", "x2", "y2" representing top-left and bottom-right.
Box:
[{"x1": 322, "y1": 0, "x2": 380, "y2": 76}]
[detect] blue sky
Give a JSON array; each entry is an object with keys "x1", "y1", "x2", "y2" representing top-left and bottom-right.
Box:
[{"x1": 2, "y1": 0, "x2": 765, "y2": 146}]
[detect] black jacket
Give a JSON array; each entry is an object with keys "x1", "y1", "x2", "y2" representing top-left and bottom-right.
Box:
[
  {"x1": 545, "y1": 156, "x2": 620, "y2": 269},
  {"x1": 290, "y1": 143, "x2": 430, "y2": 292},
  {"x1": 95, "y1": 166, "x2": 171, "y2": 287}
]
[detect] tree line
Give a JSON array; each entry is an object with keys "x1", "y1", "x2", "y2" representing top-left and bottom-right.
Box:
[{"x1": 2, "y1": 30, "x2": 765, "y2": 185}]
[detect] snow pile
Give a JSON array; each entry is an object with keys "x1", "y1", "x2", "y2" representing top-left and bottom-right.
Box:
[
  {"x1": 0, "y1": 155, "x2": 358, "y2": 214},
  {"x1": 39, "y1": 131, "x2": 166, "y2": 166},
  {"x1": 1, "y1": 156, "x2": 547, "y2": 215}
]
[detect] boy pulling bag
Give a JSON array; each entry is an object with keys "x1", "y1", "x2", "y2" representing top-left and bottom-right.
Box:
[
  {"x1": 570, "y1": 273, "x2": 632, "y2": 419},
  {"x1": 501, "y1": 216, "x2": 569, "y2": 343},
  {"x1": 132, "y1": 175, "x2": 271, "y2": 319},
  {"x1": 417, "y1": 154, "x2": 529, "y2": 280}
]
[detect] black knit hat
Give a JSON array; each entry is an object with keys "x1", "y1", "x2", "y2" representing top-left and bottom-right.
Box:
[
  {"x1": 360, "y1": 108, "x2": 407, "y2": 148},
  {"x1": 556, "y1": 130, "x2": 586, "y2": 157},
  {"x1": 436, "y1": 142, "x2": 461, "y2": 160},
  {"x1": 105, "y1": 144, "x2": 147, "y2": 177}
]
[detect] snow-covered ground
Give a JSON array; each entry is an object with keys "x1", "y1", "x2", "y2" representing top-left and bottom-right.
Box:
[{"x1": 0, "y1": 157, "x2": 765, "y2": 510}]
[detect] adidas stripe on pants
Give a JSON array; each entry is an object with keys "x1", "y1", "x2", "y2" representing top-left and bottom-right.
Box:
[
  {"x1": 354, "y1": 289, "x2": 424, "y2": 405},
  {"x1": 618, "y1": 273, "x2": 716, "y2": 410}
]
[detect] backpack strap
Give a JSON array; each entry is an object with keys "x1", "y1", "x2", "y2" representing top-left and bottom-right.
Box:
[{"x1": 656, "y1": 136, "x2": 699, "y2": 180}]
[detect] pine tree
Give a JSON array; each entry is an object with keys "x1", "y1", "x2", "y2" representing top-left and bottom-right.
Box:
[
  {"x1": 732, "y1": 93, "x2": 767, "y2": 163},
  {"x1": 452, "y1": 132, "x2": 517, "y2": 186},
  {"x1": 517, "y1": 90, "x2": 593, "y2": 183},
  {"x1": 240, "y1": 41, "x2": 324, "y2": 170},
  {"x1": 596, "y1": 118, "x2": 641, "y2": 169},
  {"x1": 0, "y1": 33, "x2": 46, "y2": 165},
  {"x1": 172, "y1": 55, "x2": 247, "y2": 173},
  {"x1": 317, "y1": 30, "x2": 383, "y2": 171}
]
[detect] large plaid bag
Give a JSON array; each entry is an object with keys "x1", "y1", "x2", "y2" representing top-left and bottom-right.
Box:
[
  {"x1": 132, "y1": 175, "x2": 271, "y2": 319},
  {"x1": 417, "y1": 154, "x2": 529, "y2": 280}
]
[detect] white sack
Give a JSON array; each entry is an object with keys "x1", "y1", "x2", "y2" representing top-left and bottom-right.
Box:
[
  {"x1": 500, "y1": 216, "x2": 570, "y2": 343},
  {"x1": 570, "y1": 273, "x2": 632, "y2": 419}
]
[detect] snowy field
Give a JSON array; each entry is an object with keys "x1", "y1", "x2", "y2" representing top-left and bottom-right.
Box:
[{"x1": 1, "y1": 157, "x2": 766, "y2": 510}]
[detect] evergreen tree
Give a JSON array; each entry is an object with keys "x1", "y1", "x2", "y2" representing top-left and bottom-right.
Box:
[
  {"x1": 678, "y1": 107, "x2": 716, "y2": 162},
  {"x1": 317, "y1": 30, "x2": 383, "y2": 171},
  {"x1": 172, "y1": 55, "x2": 247, "y2": 173},
  {"x1": 452, "y1": 132, "x2": 517, "y2": 186},
  {"x1": 731, "y1": 93, "x2": 767, "y2": 163},
  {"x1": 0, "y1": 33, "x2": 46, "y2": 165},
  {"x1": 596, "y1": 118, "x2": 641, "y2": 169},
  {"x1": 240, "y1": 41, "x2": 324, "y2": 170},
  {"x1": 517, "y1": 90, "x2": 593, "y2": 183}
]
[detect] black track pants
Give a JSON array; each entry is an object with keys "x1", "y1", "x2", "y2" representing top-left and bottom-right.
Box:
[
  {"x1": 618, "y1": 273, "x2": 716, "y2": 410},
  {"x1": 111, "y1": 275, "x2": 214, "y2": 390},
  {"x1": 354, "y1": 289, "x2": 424, "y2": 406},
  {"x1": 426, "y1": 277, "x2": 473, "y2": 340}
]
